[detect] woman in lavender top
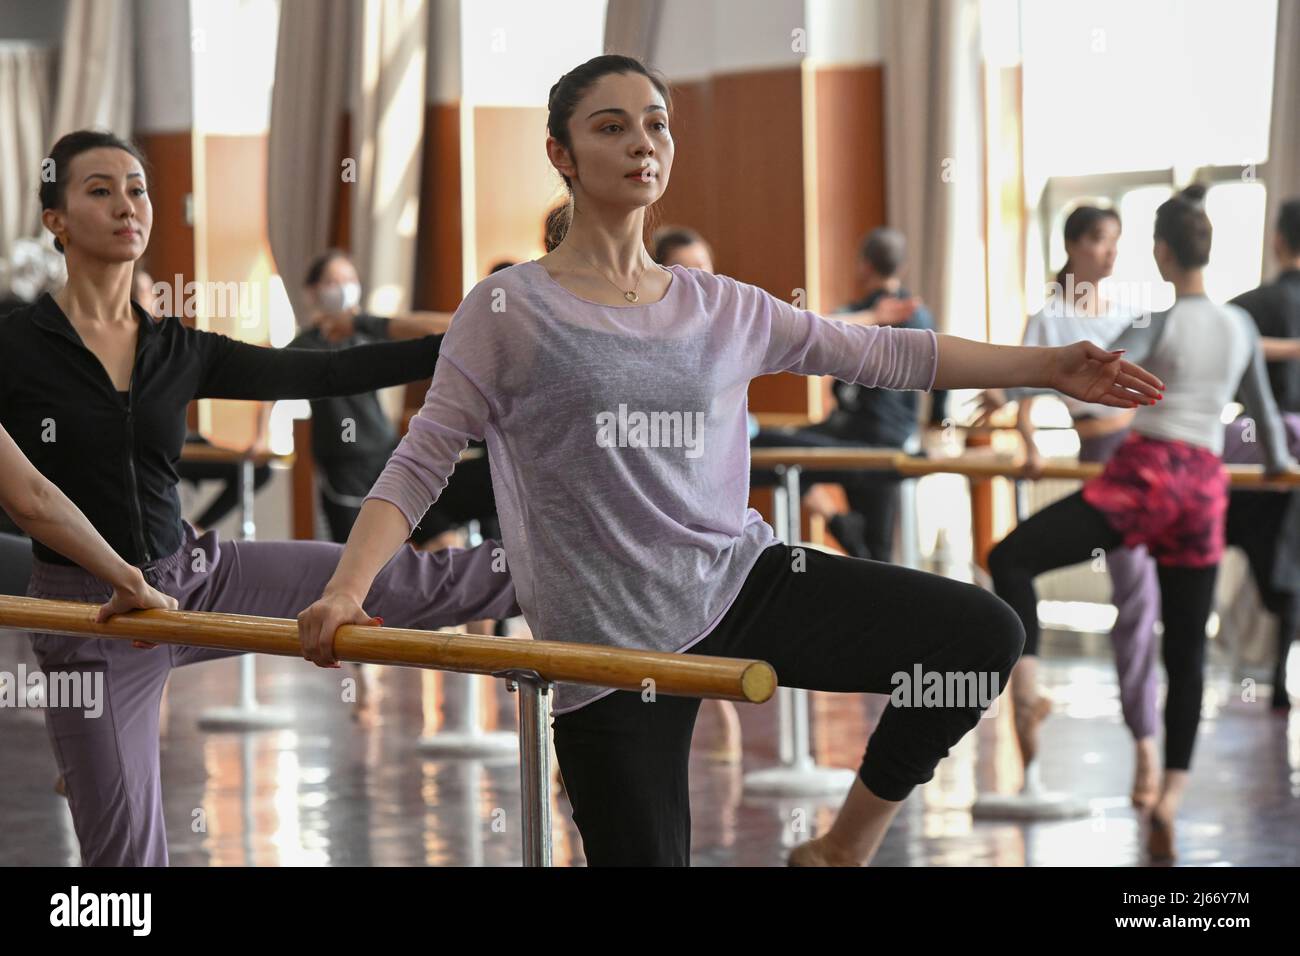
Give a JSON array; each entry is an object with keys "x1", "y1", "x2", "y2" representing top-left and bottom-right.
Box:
[{"x1": 297, "y1": 55, "x2": 1162, "y2": 866}]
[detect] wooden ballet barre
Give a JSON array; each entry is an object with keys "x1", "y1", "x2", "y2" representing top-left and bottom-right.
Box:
[
  {"x1": 0, "y1": 596, "x2": 775, "y2": 704},
  {"x1": 750, "y1": 446, "x2": 1300, "y2": 489},
  {"x1": 0, "y1": 594, "x2": 775, "y2": 867},
  {"x1": 179, "y1": 443, "x2": 292, "y2": 467}
]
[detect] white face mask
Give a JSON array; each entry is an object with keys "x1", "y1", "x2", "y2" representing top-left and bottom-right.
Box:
[{"x1": 316, "y1": 281, "x2": 361, "y2": 314}]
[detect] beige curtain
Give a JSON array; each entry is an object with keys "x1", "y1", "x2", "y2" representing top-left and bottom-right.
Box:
[
  {"x1": 880, "y1": 0, "x2": 984, "y2": 337},
  {"x1": 267, "y1": 0, "x2": 352, "y2": 322},
  {"x1": 1265, "y1": 0, "x2": 1300, "y2": 261},
  {"x1": 0, "y1": 44, "x2": 55, "y2": 259},
  {"x1": 50, "y1": 0, "x2": 134, "y2": 139},
  {"x1": 348, "y1": 0, "x2": 429, "y2": 318},
  {"x1": 604, "y1": 0, "x2": 661, "y2": 64}
]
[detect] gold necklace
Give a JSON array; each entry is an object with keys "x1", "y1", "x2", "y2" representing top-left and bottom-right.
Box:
[{"x1": 575, "y1": 247, "x2": 651, "y2": 302}]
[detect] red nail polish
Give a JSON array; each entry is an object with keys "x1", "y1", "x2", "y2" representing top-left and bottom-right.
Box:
[{"x1": 372, "y1": 616, "x2": 384, "y2": 627}]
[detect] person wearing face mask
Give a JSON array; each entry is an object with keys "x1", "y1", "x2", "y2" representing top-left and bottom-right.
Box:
[{"x1": 292, "y1": 249, "x2": 498, "y2": 544}]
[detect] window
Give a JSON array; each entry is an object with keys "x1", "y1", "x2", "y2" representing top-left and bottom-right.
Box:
[{"x1": 1020, "y1": 0, "x2": 1277, "y2": 314}]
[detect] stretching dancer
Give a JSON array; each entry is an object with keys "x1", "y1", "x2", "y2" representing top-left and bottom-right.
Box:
[
  {"x1": 988, "y1": 185, "x2": 1297, "y2": 861},
  {"x1": 975, "y1": 205, "x2": 1161, "y2": 807},
  {"x1": 298, "y1": 55, "x2": 1162, "y2": 866},
  {"x1": 1, "y1": 130, "x2": 519, "y2": 866}
]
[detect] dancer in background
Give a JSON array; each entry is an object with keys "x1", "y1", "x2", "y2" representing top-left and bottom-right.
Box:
[
  {"x1": 988, "y1": 185, "x2": 1298, "y2": 861},
  {"x1": 975, "y1": 204, "x2": 1161, "y2": 808}
]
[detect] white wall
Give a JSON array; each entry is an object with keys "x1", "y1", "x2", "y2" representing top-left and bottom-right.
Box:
[
  {"x1": 135, "y1": 0, "x2": 194, "y2": 132},
  {"x1": 189, "y1": 0, "x2": 280, "y2": 135},
  {"x1": 653, "y1": 0, "x2": 880, "y2": 82},
  {"x1": 459, "y1": 0, "x2": 606, "y2": 106},
  {"x1": 427, "y1": 0, "x2": 461, "y2": 103},
  {"x1": 806, "y1": 0, "x2": 880, "y2": 65}
]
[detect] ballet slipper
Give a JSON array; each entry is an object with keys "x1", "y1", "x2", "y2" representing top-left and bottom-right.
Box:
[
  {"x1": 787, "y1": 836, "x2": 861, "y2": 867},
  {"x1": 1146, "y1": 811, "x2": 1176, "y2": 864},
  {"x1": 1013, "y1": 694, "x2": 1052, "y2": 766}
]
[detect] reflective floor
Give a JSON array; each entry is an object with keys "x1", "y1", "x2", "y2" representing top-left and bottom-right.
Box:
[{"x1": 2, "y1": 629, "x2": 1297, "y2": 866}]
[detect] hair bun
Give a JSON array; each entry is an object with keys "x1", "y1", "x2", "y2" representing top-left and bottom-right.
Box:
[{"x1": 1179, "y1": 182, "x2": 1208, "y2": 205}]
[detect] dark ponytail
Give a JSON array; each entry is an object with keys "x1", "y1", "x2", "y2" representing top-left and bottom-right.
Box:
[
  {"x1": 545, "y1": 54, "x2": 672, "y2": 248},
  {"x1": 1154, "y1": 184, "x2": 1212, "y2": 269}
]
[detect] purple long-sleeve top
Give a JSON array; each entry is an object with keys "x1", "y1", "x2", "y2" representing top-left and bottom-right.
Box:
[{"x1": 367, "y1": 261, "x2": 938, "y2": 713}]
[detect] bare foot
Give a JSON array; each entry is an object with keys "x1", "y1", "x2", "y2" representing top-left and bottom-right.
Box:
[
  {"x1": 802, "y1": 484, "x2": 840, "y2": 520},
  {"x1": 699, "y1": 699, "x2": 743, "y2": 762},
  {"x1": 1146, "y1": 810, "x2": 1176, "y2": 863},
  {"x1": 1013, "y1": 695, "x2": 1052, "y2": 766},
  {"x1": 350, "y1": 663, "x2": 370, "y2": 721},
  {"x1": 788, "y1": 836, "x2": 861, "y2": 867},
  {"x1": 1131, "y1": 739, "x2": 1158, "y2": 811}
]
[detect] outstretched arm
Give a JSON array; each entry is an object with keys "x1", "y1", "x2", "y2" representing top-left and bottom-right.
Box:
[
  {"x1": 932, "y1": 334, "x2": 1163, "y2": 408},
  {"x1": 1261, "y1": 337, "x2": 1300, "y2": 361},
  {"x1": 0, "y1": 425, "x2": 177, "y2": 619},
  {"x1": 323, "y1": 310, "x2": 454, "y2": 342},
  {"x1": 195, "y1": 329, "x2": 442, "y2": 401},
  {"x1": 749, "y1": 276, "x2": 1161, "y2": 407},
  {"x1": 296, "y1": 354, "x2": 489, "y2": 666}
]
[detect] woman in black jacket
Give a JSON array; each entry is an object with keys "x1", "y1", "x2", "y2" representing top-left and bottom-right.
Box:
[{"x1": 4, "y1": 130, "x2": 517, "y2": 866}]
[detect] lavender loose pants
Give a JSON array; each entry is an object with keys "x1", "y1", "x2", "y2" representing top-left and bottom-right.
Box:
[
  {"x1": 1078, "y1": 429, "x2": 1160, "y2": 741},
  {"x1": 27, "y1": 523, "x2": 518, "y2": 867}
]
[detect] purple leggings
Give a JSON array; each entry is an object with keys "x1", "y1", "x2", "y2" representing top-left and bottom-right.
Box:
[
  {"x1": 27, "y1": 522, "x2": 518, "y2": 866},
  {"x1": 1077, "y1": 428, "x2": 1160, "y2": 741}
]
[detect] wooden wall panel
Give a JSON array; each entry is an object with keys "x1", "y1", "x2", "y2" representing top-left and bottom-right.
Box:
[
  {"x1": 809, "y1": 64, "x2": 886, "y2": 314},
  {"x1": 137, "y1": 131, "x2": 196, "y2": 305}
]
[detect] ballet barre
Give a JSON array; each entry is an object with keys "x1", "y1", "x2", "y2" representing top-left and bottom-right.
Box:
[
  {"x1": 0, "y1": 595, "x2": 776, "y2": 867},
  {"x1": 750, "y1": 446, "x2": 1300, "y2": 488},
  {"x1": 180, "y1": 441, "x2": 295, "y2": 730},
  {"x1": 746, "y1": 445, "x2": 1300, "y2": 799}
]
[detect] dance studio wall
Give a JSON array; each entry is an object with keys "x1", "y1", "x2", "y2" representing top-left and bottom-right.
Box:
[
  {"x1": 134, "y1": 0, "x2": 196, "y2": 328},
  {"x1": 651, "y1": 0, "x2": 888, "y2": 423}
]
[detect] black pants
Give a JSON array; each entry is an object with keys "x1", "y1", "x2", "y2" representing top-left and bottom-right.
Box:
[
  {"x1": 751, "y1": 426, "x2": 904, "y2": 562},
  {"x1": 1226, "y1": 489, "x2": 1296, "y2": 706},
  {"x1": 177, "y1": 458, "x2": 273, "y2": 530},
  {"x1": 409, "y1": 452, "x2": 500, "y2": 545},
  {"x1": 551, "y1": 542, "x2": 1024, "y2": 866},
  {"x1": 988, "y1": 491, "x2": 1218, "y2": 771},
  {"x1": 318, "y1": 453, "x2": 392, "y2": 544},
  {"x1": 0, "y1": 531, "x2": 32, "y2": 596}
]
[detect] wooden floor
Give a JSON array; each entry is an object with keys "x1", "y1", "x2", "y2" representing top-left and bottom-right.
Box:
[{"x1": 1, "y1": 629, "x2": 1297, "y2": 866}]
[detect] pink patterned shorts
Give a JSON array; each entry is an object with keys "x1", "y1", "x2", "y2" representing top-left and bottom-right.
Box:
[{"x1": 1081, "y1": 432, "x2": 1228, "y2": 567}]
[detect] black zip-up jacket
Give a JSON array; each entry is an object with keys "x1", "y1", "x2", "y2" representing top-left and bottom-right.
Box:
[{"x1": 0, "y1": 293, "x2": 441, "y2": 566}]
